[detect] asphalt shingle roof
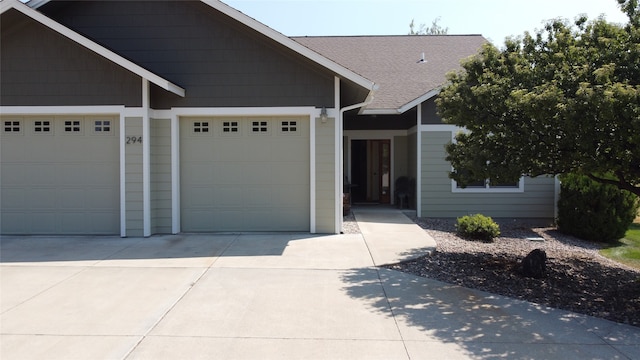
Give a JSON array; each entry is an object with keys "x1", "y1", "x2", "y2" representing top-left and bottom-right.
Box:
[{"x1": 293, "y1": 35, "x2": 487, "y2": 113}]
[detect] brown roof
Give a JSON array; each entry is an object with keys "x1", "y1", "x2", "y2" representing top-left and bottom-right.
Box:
[{"x1": 292, "y1": 35, "x2": 487, "y2": 113}]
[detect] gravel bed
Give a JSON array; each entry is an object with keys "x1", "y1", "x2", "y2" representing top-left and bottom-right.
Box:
[
  {"x1": 381, "y1": 217, "x2": 640, "y2": 327},
  {"x1": 342, "y1": 212, "x2": 361, "y2": 234}
]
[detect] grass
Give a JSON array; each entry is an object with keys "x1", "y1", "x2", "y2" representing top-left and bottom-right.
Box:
[{"x1": 600, "y1": 223, "x2": 640, "y2": 270}]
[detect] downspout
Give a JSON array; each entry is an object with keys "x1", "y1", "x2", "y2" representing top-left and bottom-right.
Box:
[{"x1": 338, "y1": 86, "x2": 377, "y2": 232}]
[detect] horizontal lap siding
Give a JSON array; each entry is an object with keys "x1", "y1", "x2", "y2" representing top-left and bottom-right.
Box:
[
  {"x1": 315, "y1": 118, "x2": 336, "y2": 233},
  {"x1": 420, "y1": 131, "x2": 556, "y2": 218},
  {"x1": 151, "y1": 119, "x2": 172, "y2": 234},
  {"x1": 125, "y1": 117, "x2": 144, "y2": 237},
  {"x1": 0, "y1": 9, "x2": 141, "y2": 107},
  {"x1": 42, "y1": 1, "x2": 334, "y2": 109}
]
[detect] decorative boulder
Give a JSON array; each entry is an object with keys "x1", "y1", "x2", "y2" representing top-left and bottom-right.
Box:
[{"x1": 520, "y1": 249, "x2": 547, "y2": 279}]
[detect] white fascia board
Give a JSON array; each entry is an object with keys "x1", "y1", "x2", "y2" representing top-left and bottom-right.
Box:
[
  {"x1": 4, "y1": 0, "x2": 185, "y2": 97},
  {"x1": 359, "y1": 108, "x2": 401, "y2": 115},
  {"x1": 203, "y1": 0, "x2": 376, "y2": 92},
  {"x1": 397, "y1": 88, "x2": 441, "y2": 114}
]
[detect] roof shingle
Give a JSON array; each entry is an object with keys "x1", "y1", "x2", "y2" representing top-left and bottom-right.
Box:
[{"x1": 293, "y1": 35, "x2": 487, "y2": 113}]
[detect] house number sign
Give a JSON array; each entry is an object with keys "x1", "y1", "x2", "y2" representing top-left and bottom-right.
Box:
[{"x1": 126, "y1": 136, "x2": 143, "y2": 144}]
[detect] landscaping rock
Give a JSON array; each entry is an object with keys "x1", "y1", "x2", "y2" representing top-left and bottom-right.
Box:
[{"x1": 520, "y1": 249, "x2": 547, "y2": 279}]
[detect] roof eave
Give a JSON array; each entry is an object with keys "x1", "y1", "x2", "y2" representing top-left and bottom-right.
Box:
[
  {"x1": 397, "y1": 88, "x2": 441, "y2": 114},
  {"x1": 10, "y1": 0, "x2": 186, "y2": 97}
]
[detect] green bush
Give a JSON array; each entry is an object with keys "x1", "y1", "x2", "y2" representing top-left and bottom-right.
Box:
[
  {"x1": 456, "y1": 214, "x2": 501, "y2": 242},
  {"x1": 557, "y1": 174, "x2": 640, "y2": 243}
]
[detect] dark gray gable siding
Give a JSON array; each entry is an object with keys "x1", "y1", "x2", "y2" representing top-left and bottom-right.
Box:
[
  {"x1": 0, "y1": 9, "x2": 142, "y2": 107},
  {"x1": 41, "y1": 1, "x2": 335, "y2": 109},
  {"x1": 420, "y1": 98, "x2": 442, "y2": 125}
]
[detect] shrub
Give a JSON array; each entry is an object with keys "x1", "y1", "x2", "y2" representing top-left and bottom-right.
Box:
[
  {"x1": 557, "y1": 173, "x2": 640, "y2": 243},
  {"x1": 456, "y1": 214, "x2": 501, "y2": 242}
]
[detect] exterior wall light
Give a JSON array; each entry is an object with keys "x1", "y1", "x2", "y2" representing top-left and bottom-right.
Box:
[{"x1": 320, "y1": 107, "x2": 328, "y2": 123}]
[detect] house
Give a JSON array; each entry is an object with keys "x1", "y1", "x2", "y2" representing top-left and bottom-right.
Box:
[{"x1": 0, "y1": 0, "x2": 557, "y2": 237}]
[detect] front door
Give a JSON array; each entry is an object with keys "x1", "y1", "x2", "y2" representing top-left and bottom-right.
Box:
[{"x1": 350, "y1": 139, "x2": 390, "y2": 204}]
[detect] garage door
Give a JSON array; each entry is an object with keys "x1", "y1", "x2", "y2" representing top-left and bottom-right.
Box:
[
  {"x1": 0, "y1": 116, "x2": 120, "y2": 235},
  {"x1": 181, "y1": 117, "x2": 310, "y2": 232}
]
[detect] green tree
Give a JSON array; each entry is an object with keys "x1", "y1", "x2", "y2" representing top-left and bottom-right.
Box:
[
  {"x1": 409, "y1": 17, "x2": 449, "y2": 35},
  {"x1": 435, "y1": 0, "x2": 640, "y2": 196}
]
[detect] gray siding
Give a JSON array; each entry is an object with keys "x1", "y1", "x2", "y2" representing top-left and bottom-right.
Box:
[
  {"x1": 315, "y1": 118, "x2": 336, "y2": 233},
  {"x1": 42, "y1": 1, "x2": 335, "y2": 109},
  {"x1": 151, "y1": 119, "x2": 172, "y2": 234},
  {"x1": 420, "y1": 98, "x2": 442, "y2": 125},
  {"x1": 0, "y1": 9, "x2": 141, "y2": 107},
  {"x1": 420, "y1": 131, "x2": 556, "y2": 218},
  {"x1": 125, "y1": 117, "x2": 144, "y2": 236}
]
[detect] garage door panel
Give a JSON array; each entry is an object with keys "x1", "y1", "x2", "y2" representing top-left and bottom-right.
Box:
[
  {"x1": 243, "y1": 164, "x2": 273, "y2": 184},
  {"x1": 244, "y1": 187, "x2": 273, "y2": 207},
  {"x1": 270, "y1": 163, "x2": 308, "y2": 184},
  {"x1": 27, "y1": 188, "x2": 58, "y2": 209},
  {"x1": 181, "y1": 116, "x2": 310, "y2": 232},
  {"x1": 28, "y1": 212, "x2": 57, "y2": 234},
  {"x1": 209, "y1": 162, "x2": 244, "y2": 184},
  {"x1": 1, "y1": 213, "x2": 26, "y2": 233},
  {"x1": 25, "y1": 164, "x2": 58, "y2": 185},
  {"x1": 2, "y1": 188, "x2": 24, "y2": 207},
  {"x1": 184, "y1": 162, "x2": 214, "y2": 182},
  {"x1": 1, "y1": 164, "x2": 25, "y2": 183},
  {"x1": 186, "y1": 187, "x2": 216, "y2": 207},
  {"x1": 85, "y1": 188, "x2": 118, "y2": 208},
  {"x1": 56, "y1": 188, "x2": 88, "y2": 208},
  {"x1": 271, "y1": 185, "x2": 308, "y2": 207},
  {"x1": 215, "y1": 186, "x2": 244, "y2": 207}
]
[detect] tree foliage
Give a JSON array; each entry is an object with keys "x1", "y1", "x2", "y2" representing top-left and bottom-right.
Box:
[
  {"x1": 409, "y1": 17, "x2": 449, "y2": 35},
  {"x1": 436, "y1": 0, "x2": 640, "y2": 196}
]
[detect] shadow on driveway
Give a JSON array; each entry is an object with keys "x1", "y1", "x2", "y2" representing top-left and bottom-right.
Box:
[
  {"x1": 0, "y1": 234, "x2": 309, "y2": 264},
  {"x1": 340, "y1": 267, "x2": 640, "y2": 360}
]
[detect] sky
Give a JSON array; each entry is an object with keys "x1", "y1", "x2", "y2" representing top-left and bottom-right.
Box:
[{"x1": 223, "y1": 0, "x2": 630, "y2": 45}]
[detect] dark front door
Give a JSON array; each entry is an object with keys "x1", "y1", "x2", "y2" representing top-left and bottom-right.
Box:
[{"x1": 350, "y1": 139, "x2": 390, "y2": 204}]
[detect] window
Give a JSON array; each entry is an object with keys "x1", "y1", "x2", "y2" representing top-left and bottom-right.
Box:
[
  {"x1": 251, "y1": 121, "x2": 268, "y2": 133},
  {"x1": 222, "y1": 121, "x2": 239, "y2": 133},
  {"x1": 34, "y1": 120, "x2": 52, "y2": 133},
  {"x1": 281, "y1": 121, "x2": 297, "y2": 132},
  {"x1": 94, "y1": 120, "x2": 111, "y2": 133},
  {"x1": 64, "y1": 120, "x2": 81, "y2": 132},
  {"x1": 3, "y1": 120, "x2": 21, "y2": 133},
  {"x1": 452, "y1": 177, "x2": 524, "y2": 193},
  {"x1": 193, "y1": 121, "x2": 209, "y2": 133}
]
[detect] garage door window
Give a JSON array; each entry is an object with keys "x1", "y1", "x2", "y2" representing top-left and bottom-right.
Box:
[
  {"x1": 193, "y1": 121, "x2": 210, "y2": 134},
  {"x1": 94, "y1": 120, "x2": 111, "y2": 133},
  {"x1": 281, "y1": 120, "x2": 298, "y2": 134},
  {"x1": 251, "y1": 120, "x2": 268, "y2": 134},
  {"x1": 222, "y1": 121, "x2": 239, "y2": 134},
  {"x1": 34, "y1": 120, "x2": 52, "y2": 133},
  {"x1": 64, "y1": 120, "x2": 81, "y2": 133},
  {"x1": 3, "y1": 120, "x2": 21, "y2": 133}
]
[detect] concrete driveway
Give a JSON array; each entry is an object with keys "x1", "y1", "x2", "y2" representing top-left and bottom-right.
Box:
[{"x1": 1, "y1": 208, "x2": 639, "y2": 359}]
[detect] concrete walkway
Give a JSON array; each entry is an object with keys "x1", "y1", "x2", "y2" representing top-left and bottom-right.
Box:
[{"x1": 1, "y1": 207, "x2": 638, "y2": 360}]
